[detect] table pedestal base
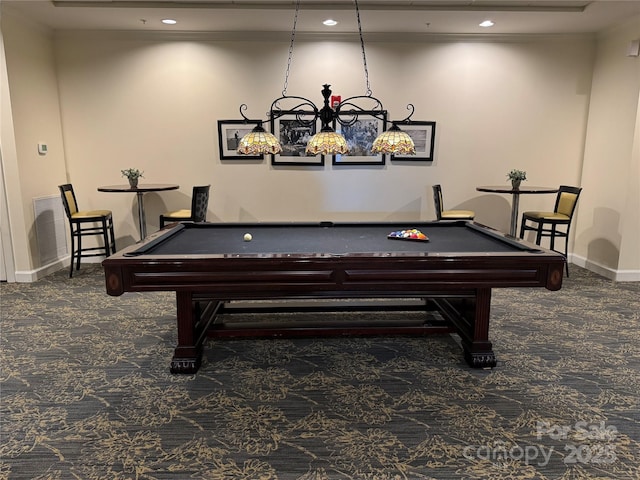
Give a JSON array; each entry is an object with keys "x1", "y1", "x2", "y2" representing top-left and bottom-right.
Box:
[
  {"x1": 509, "y1": 193, "x2": 520, "y2": 237},
  {"x1": 136, "y1": 192, "x2": 147, "y2": 240}
]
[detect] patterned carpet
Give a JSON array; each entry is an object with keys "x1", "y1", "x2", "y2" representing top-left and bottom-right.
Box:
[{"x1": 1, "y1": 264, "x2": 639, "y2": 479}]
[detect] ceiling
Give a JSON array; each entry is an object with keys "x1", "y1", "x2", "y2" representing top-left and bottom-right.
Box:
[{"x1": 3, "y1": 0, "x2": 640, "y2": 36}]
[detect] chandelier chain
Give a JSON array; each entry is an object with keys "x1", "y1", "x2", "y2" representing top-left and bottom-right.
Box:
[
  {"x1": 355, "y1": 0, "x2": 372, "y2": 97},
  {"x1": 282, "y1": 0, "x2": 301, "y2": 97}
]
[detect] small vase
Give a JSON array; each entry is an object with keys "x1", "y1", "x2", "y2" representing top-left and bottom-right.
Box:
[
  {"x1": 511, "y1": 179, "x2": 521, "y2": 190},
  {"x1": 128, "y1": 178, "x2": 139, "y2": 188}
]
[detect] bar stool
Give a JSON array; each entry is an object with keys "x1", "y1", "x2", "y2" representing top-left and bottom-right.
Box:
[
  {"x1": 520, "y1": 185, "x2": 582, "y2": 276},
  {"x1": 59, "y1": 184, "x2": 115, "y2": 277},
  {"x1": 159, "y1": 185, "x2": 211, "y2": 228},
  {"x1": 432, "y1": 184, "x2": 475, "y2": 220}
]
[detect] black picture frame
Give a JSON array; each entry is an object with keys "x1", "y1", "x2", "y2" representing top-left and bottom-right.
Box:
[
  {"x1": 332, "y1": 112, "x2": 387, "y2": 166},
  {"x1": 390, "y1": 121, "x2": 436, "y2": 161},
  {"x1": 217, "y1": 119, "x2": 264, "y2": 160},
  {"x1": 270, "y1": 112, "x2": 324, "y2": 166}
]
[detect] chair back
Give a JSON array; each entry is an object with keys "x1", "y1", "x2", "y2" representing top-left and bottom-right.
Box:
[
  {"x1": 432, "y1": 185, "x2": 444, "y2": 220},
  {"x1": 190, "y1": 185, "x2": 211, "y2": 222},
  {"x1": 554, "y1": 185, "x2": 582, "y2": 219},
  {"x1": 59, "y1": 184, "x2": 79, "y2": 218}
]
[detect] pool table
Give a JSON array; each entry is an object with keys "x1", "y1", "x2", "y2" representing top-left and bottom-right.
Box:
[{"x1": 102, "y1": 220, "x2": 565, "y2": 373}]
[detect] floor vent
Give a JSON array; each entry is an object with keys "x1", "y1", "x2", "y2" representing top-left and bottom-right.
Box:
[{"x1": 33, "y1": 195, "x2": 68, "y2": 265}]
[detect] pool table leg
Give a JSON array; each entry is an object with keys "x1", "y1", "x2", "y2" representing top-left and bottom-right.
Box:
[
  {"x1": 434, "y1": 288, "x2": 497, "y2": 369},
  {"x1": 464, "y1": 288, "x2": 497, "y2": 368},
  {"x1": 170, "y1": 291, "x2": 203, "y2": 374}
]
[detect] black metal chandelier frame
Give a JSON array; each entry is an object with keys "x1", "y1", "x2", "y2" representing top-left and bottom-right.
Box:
[{"x1": 237, "y1": 0, "x2": 416, "y2": 154}]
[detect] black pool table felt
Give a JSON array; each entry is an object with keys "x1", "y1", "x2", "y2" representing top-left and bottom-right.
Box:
[{"x1": 135, "y1": 223, "x2": 527, "y2": 256}]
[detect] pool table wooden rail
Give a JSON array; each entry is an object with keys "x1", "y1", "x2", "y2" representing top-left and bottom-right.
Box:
[{"x1": 105, "y1": 255, "x2": 563, "y2": 297}]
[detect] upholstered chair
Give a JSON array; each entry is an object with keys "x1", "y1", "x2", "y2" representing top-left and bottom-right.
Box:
[
  {"x1": 519, "y1": 185, "x2": 583, "y2": 276},
  {"x1": 432, "y1": 184, "x2": 475, "y2": 221},
  {"x1": 59, "y1": 183, "x2": 116, "y2": 278},
  {"x1": 159, "y1": 185, "x2": 211, "y2": 228}
]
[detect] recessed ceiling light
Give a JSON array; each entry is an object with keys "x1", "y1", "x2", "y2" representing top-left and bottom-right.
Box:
[
  {"x1": 162, "y1": 19, "x2": 177, "y2": 25},
  {"x1": 479, "y1": 20, "x2": 495, "y2": 28},
  {"x1": 323, "y1": 19, "x2": 338, "y2": 26}
]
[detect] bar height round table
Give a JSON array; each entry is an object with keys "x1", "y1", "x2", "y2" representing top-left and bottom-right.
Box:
[
  {"x1": 98, "y1": 184, "x2": 179, "y2": 241},
  {"x1": 476, "y1": 185, "x2": 558, "y2": 236}
]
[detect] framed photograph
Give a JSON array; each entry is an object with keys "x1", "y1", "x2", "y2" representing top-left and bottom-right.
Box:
[
  {"x1": 390, "y1": 121, "x2": 436, "y2": 161},
  {"x1": 217, "y1": 120, "x2": 264, "y2": 160},
  {"x1": 270, "y1": 112, "x2": 324, "y2": 166},
  {"x1": 332, "y1": 112, "x2": 386, "y2": 165}
]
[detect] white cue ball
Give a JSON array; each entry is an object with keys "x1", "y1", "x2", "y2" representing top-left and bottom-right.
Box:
[{"x1": 243, "y1": 233, "x2": 252, "y2": 241}]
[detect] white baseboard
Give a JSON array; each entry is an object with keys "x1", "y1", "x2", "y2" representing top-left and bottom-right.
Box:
[
  {"x1": 13, "y1": 255, "x2": 104, "y2": 283},
  {"x1": 570, "y1": 254, "x2": 640, "y2": 282}
]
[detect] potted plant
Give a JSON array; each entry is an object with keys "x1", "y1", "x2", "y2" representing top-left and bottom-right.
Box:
[
  {"x1": 507, "y1": 169, "x2": 526, "y2": 190},
  {"x1": 121, "y1": 168, "x2": 144, "y2": 188}
]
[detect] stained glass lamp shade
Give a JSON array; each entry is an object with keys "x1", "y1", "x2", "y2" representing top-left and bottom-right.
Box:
[
  {"x1": 371, "y1": 123, "x2": 415, "y2": 155},
  {"x1": 305, "y1": 130, "x2": 349, "y2": 155},
  {"x1": 237, "y1": 124, "x2": 282, "y2": 155}
]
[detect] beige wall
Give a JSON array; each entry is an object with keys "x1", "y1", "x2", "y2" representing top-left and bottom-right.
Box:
[
  {"x1": 53, "y1": 33, "x2": 590, "y2": 230},
  {"x1": 573, "y1": 17, "x2": 640, "y2": 281},
  {"x1": 1, "y1": 8, "x2": 639, "y2": 281},
  {"x1": 1, "y1": 13, "x2": 69, "y2": 280}
]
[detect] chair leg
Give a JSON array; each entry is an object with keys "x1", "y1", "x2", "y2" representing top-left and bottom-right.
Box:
[
  {"x1": 564, "y1": 227, "x2": 570, "y2": 277},
  {"x1": 76, "y1": 232, "x2": 82, "y2": 272},
  {"x1": 67, "y1": 218, "x2": 116, "y2": 277},
  {"x1": 69, "y1": 231, "x2": 76, "y2": 278},
  {"x1": 550, "y1": 225, "x2": 557, "y2": 252},
  {"x1": 101, "y1": 218, "x2": 110, "y2": 258},
  {"x1": 535, "y1": 222, "x2": 543, "y2": 246},
  {"x1": 109, "y1": 221, "x2": 116, "y2": 254}
]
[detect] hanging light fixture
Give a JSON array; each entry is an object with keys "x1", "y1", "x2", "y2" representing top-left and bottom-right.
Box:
[
  {"x1": 236, "y1": 112, "x2": 282, "y2": 155},
  {"x1": 237, "y1": 0, "x2": 416, "y2": 157},
  {"x1": 371, "y1": 122, "x2": 417, "y2": 154}
]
